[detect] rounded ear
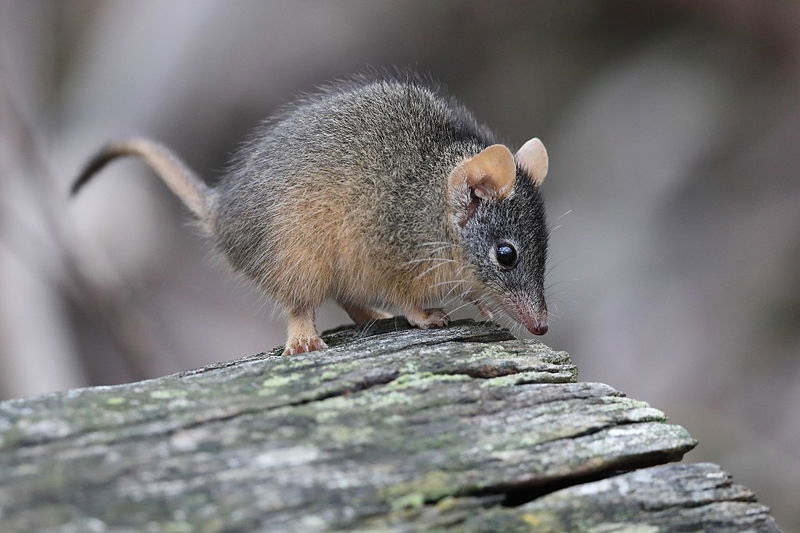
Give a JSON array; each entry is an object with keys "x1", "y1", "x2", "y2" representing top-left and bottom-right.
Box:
[
  {"x1": 447, "y1": 144, "x2": 516, "y2": 227},
  {"x1": 515, "y1": 137, "x2": 548, "y2": 185},
  {"x1": 448, "y1": 144, "x2": 516, "y2": 200}
]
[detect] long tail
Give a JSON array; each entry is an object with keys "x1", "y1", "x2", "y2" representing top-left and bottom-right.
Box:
[{"x1": 71, "y1": 138, "x2": 215, "y2": 222}]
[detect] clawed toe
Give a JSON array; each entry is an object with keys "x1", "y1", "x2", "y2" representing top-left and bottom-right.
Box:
[
  {"x1": 405, "y1": 308, "x2": 450, "y2": 329},
  {"x1": 475, "y1": 302, "x2": 493, "y2": 320},
  {"x1": 282, "y1": 336, "x2": 328, "y2": 356}
]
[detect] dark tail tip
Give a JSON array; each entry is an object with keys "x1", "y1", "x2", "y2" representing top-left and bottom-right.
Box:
[
  {"x1": 70, "y1": 172, "x2": 89, "y2": 196},
  {"x1": 70, "y1": 147, "x2": 119, "y2": 197}
]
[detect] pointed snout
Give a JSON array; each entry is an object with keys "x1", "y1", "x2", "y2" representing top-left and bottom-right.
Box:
[
  {"x1": 499, "y1": 294, "x2": 549, "y2": 336},
  {"x1": 524, "y1": 316, "x2": 549, "y2": 336}
]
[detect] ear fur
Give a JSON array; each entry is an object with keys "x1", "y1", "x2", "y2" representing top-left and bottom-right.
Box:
[
  {"x1": 515, "y1": 137, "x2": 548, "y2": 185},
  {"x1": 447, "y1": 144, "x2": 516, "y2": 227}
]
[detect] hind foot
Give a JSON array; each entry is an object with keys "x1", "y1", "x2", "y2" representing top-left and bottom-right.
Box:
[{"x1": 405, "y1": 307, "x2": 449, "y2": 329}]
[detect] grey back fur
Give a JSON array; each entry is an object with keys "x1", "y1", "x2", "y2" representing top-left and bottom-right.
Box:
[{"x1": 215, "y1": 78, "x2": 499, "y2": 295}]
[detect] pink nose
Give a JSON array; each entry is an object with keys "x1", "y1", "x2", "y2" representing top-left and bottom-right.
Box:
[{"x1": 526, "y1": 317, "x2": 548, "y2": 335}]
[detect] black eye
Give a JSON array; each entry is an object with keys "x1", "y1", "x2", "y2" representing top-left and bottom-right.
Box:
[{"x1": 495, "y1": 242, "x2": 517, "y2": 268}]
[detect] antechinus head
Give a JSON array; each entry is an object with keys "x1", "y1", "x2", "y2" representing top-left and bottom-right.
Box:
[{"x1": 446, "y1": 139, "x2": 550, "y2": 335}]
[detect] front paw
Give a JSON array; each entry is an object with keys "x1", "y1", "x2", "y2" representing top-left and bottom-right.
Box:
[
  {"x1": 405, "y1": 308, "x2": 450, "y2": 329},
  {"x1": 474, "y1": 301, "x2": 494, "y2": 320},
  {"x1": 282, "y1": 335, "x2": 328, "y2": 356}
]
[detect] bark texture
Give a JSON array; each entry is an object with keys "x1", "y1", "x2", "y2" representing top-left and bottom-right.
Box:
[{"x1": 0, "y1": 319, "x2": 779, "y2": 532}]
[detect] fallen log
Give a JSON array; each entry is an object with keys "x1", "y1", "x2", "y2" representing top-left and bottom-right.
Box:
[{"x1": 0, "y1": 319, "x2": 780, "y2": 531}]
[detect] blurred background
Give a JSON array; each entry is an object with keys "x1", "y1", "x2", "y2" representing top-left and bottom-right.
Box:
[{"x1": 1, "y1": 0, "x2": 798, "y2": 528}]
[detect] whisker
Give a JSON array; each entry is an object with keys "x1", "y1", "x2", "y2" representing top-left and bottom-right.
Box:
[
  {"x1": 442, "y1": 287, "x2": 470, "y2": 309},
  {"x1": 415, "y1": 260, "x2": 456, "y2": 280},
  {"x1": 435, "y1": 281, "x2": 467, "y2": 305},
  {"x1": 445, "y1": 298, "x2": 478, "y2": 318},
  {"x1": 402, "y1": 257, "x2": 456, "y2": 266},
  {"x1": 428, "y1": 279, "x2": 464, "y2": 289},
  {"x1": 545, "y1": 256, "x2": 572, "y2": 277},
  {"x1": 416, "y1": 241, "x2": 456, "y2": 248}
]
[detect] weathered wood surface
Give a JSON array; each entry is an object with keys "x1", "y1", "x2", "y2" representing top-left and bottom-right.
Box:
[
  {"x1": 458, "y1": 463, "x2": 778, "y2": 532},
  {"x1": 0, "y1": 319, "x2": 779, "y2": 532}
]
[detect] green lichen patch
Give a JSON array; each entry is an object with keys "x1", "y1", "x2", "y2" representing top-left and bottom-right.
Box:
[
  {"x1": 150, "y1": 389, "x2": 189, "y2": 400},
  {"x1": 383, "y1": 470, "x2": 459, "y2": 504}
]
